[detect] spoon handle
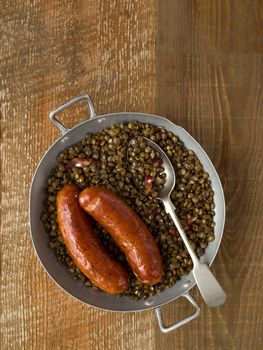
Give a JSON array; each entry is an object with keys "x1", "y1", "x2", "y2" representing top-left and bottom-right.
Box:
[
  {"x1": 162, "y1": 199, "x2": 199, "y2": 263},
  {"x1": 162, "y1": 198, "x2": 226, "y2": 307}
]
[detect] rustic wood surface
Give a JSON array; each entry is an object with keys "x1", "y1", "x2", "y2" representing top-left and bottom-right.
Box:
[{"x1": 1, "y1": 1, "x2": 262, "y2": 349}]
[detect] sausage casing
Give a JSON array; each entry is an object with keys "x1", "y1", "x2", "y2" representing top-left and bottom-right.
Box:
[
  {"x1": 79, "y1": 187, "x2": 163, "y2": 285},
  {"x1": 57, "y1": 184, "x2": 129, "y2": 294}
]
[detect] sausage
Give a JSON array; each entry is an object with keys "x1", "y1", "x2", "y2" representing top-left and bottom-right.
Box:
[
  {"x1": 57, "y1": 184, "x2": 129, "y2": 295},
  {"x1": 79, "y1": 187, "x2": 163, "y2": 285}
]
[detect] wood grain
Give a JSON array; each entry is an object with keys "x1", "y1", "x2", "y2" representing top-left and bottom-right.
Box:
[
  {"x1": 1, "y1": 0, "x2": 263, "y2": 349},
  {"x1": 0, "y1": 1, "x2": 156, "y2": 350},
  {"x1": 157, "y1": 1, "x2": 263, "y2": 350}
]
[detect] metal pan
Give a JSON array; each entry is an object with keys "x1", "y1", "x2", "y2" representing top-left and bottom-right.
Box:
[{"x1": 29, "y1": 94, "x2": 225, "y2": 333}]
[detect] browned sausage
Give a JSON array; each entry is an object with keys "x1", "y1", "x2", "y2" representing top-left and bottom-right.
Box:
[
  {"x1": 57, "y1": 184, "x2": 129, "y2": 295},
  {"x1": 79, "y1": 187, "x2": 163, "y2": 285}
]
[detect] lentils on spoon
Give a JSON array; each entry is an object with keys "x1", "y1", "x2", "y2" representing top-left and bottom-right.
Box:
[{"x1": 128, "y1": 136, "x2": 166, "y2": 197}]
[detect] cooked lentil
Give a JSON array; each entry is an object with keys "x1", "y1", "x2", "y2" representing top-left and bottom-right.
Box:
[{"x1": 41, "y1": 121, "x2": 215, "y2": 299}]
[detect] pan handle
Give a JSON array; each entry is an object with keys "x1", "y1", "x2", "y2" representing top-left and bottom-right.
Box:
[
  {"x1": 155, "y1": 292, "x2": 200, "y2": 333},
  {"x1": 49, "y1": 94, "x2": 97, "y2": 134}
]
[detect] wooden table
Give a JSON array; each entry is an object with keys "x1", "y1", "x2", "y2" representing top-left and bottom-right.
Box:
[{"x1": 1, "y1": 1, "x2": 263, "y2": 349}]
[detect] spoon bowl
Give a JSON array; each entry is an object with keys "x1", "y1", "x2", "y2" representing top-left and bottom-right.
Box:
[{"x1": 142, "y1": 137, "x2": 176, "y2": 200}]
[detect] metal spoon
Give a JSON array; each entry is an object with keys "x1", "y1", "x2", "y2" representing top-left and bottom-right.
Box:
[{"x1": 128, "y1": 137, "x2": 226, "y2": 307}]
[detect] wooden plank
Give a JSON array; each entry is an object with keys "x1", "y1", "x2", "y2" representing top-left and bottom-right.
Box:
[
  {"x1": 157, "y1": 1, "x2": 263, "y2": 349},
  {"x1": 0, "y1": 1, "x2": 156, "y2": 349}
]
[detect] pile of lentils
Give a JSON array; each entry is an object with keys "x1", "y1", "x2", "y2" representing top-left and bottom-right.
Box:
[{"x1": 41, "y1": 121, "x2": 215, "y2": 300}]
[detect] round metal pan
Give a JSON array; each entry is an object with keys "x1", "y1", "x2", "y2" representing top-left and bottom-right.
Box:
[{"x1": 29, "y1": 94, "x2": 225, "y2": 333}]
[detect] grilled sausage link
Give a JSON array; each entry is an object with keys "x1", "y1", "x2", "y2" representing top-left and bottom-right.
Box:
[
  {"x1": 57, "y1": 184, "x2": 129, "y2": 294},
  {"x1": 79, "y1": 187, "x2": 163, "y2": 285}
]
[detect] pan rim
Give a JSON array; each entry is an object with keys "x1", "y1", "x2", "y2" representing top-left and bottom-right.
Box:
[{"x1": 29, "y1": 111, "x2": 225, "y2": 312}]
